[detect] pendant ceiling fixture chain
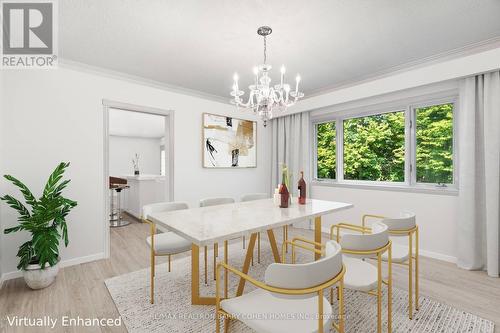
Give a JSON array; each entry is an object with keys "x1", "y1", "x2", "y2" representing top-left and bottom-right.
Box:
[{"x1": 230, "y1": 26, "x2": 304, "y2": 127}]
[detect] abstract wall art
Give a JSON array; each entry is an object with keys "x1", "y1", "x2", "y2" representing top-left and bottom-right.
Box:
[{"x1": 202, "y1": 113, "x2": 257, "y2": 168}]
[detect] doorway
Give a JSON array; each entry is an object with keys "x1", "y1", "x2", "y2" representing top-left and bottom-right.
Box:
[{"x1": 102, "y1": 100, "x2": 174, "y2": 258}]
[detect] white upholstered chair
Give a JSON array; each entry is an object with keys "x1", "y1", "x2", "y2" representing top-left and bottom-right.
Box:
[
  {"x1": 199, "y1": 197, "x2": 236, "y2": 283},
  {"x1": 142, "y1": 202, "x2": 192, "y2": 304},
  {"x1": 363, "y1": 212, "x2": 418, "y2": 319},
  {"x1": 216, "y1": 240, "x2": 346, "y2": 333},
  {"x1": 332, "y1": 221, "x2": 392, "y2": 333},
  {"x1": 240, "y1": 193, "x2": 269, "y2": 264}
]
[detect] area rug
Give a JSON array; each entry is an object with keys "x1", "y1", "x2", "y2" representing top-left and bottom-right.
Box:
[{"x1": 105, "y1": 242, "x2": 494, "y2": 333}]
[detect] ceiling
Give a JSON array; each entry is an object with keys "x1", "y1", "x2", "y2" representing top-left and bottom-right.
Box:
[
  {"x1": 109, "y1": 109, "x2": 165, "y2": 138},
  {"x1": 60, "y1": 0, "x2": 500, "y2": 100}
]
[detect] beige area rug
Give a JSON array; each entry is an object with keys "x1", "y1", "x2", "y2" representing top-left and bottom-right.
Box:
[{"x1": 105, "y1": 242, "x2": 494, "y2": 333}]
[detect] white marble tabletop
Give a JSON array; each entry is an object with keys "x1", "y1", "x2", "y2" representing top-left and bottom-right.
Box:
[{"x1": 148, "y1": 198, "x2": 353, "y2": 246}]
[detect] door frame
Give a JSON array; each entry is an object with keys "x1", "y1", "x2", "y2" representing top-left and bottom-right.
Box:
[{"x1": 102, "y1": 99, "x2": 175, "y2": 258}]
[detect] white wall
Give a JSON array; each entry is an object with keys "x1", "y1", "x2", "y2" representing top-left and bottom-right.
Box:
[
  {"x1": 312, "y1": 186, "x2": 458, "y2": 262},
  {"x1": 109, "y1": 135, "x2": 162, "y2": 176},
  {"x1": 0, "y1": 65, "x2": 271, "y2": 279},
  {"x1": 0, "y1": 72, "x2": 4, "y2": 282}
]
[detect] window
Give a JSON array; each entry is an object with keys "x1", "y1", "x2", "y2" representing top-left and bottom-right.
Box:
[
  {"x1": 343, "y1": 111, "x2": 405, "y2": 182},
  {"x1": 415, "y1": 103, "x2": 454, "y2": 184},
  {"x1": 316, "y1": 121, "x2": 336, "y2": 179},
  {"x1": 313, "y1": 98, "x2": 456, "y2": 190}
]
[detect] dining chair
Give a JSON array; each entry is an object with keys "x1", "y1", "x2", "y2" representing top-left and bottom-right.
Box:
[
  {"x1": 362, "y1": 212, "x2": 418, "y2": 319},
  {"x1": 142, "y1": 202, "x2": 192, "y2": 304},
  {"x1": 331, "y1": 221, "x2": 392, "y2": 333},
  {"x1": 199, "y1": 197, "x2": 236, "y2": 283},
  {"x1": 215, "y1": 240, "x2": 346, "y2": 333},
  {"x1": 240, "y1": 193, "x2": 269, "y2": 264}
]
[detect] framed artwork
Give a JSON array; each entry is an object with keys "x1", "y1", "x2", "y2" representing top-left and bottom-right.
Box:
[{"x1": 202, "y1": 113, "x2": 257, "y2": 168}]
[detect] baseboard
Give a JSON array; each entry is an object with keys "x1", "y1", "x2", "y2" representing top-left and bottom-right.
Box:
[
  {"x1": 320, "y1": 226, "x2": 457, "y2": 264},
  {"x1": 0, "y1": 252, "x2": 106, "y2": 282}
]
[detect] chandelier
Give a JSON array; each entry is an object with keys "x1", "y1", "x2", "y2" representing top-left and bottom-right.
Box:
[{"x1": 230, "y1": 26, "x2": 304, "y2": 127}]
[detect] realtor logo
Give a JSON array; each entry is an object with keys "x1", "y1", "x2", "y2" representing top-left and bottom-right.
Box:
[{"x1": 1, "y1": 0, "x2": 58, "y2": 68}]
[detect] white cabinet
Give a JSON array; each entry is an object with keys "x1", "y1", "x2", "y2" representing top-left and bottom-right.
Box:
[{"x1": 123, "y1": 175, "x2": 166, "y2": 219}]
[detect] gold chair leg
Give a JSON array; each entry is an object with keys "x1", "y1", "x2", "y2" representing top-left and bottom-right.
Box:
[
  {"x1": 377, "y1": 253, "x2": 382, "y2": 333},
  {"x1": 257, "y1": 232, "x2": 261, "y2": 263},
  {"x1": 251, "y1": 235, "x2": 254, "y2": 266},
  {"x1": 388, "y1": 243, "x2": 393, "y2": 333},
  {"x1": 318, "y1": 289, "x2": 324, "y2": 333},
  {"x1": 283, "y1": 225, "x2": 288, "y2": 253},
  {"x1": 214, "y1": 243, "x2": 218, "y2": 280},
  {"x1": 168, "y1": 254, "x2": 171, "y2": 272},
  {"x1": 224, "y1": 317, "x2": 230, "y2": 333},
  {"x1": 150, "y1": 252, "x2": 155, "y2": 304},
  {"x1": 224, "y1": 240, "x2": 228, "y2": 299},
  {"x1": 409, "y1": 231, "x2": 413, "y2": 320},
  {"x1": 215, "y1": 313, "x2": 220, "y2": 333},
  {"x1": 339, "y1": 279, "x2": 345, "y2": 333},
  {"x1": 415, "y1": 228, "x2": 419, "y2": 311},
  {"x1": 204, "y1": 246, "x2": 208, "y2": 285}
]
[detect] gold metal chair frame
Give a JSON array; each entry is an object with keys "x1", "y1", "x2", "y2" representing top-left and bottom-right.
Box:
[
  {"x1": 362, "y1": 214, "x2": 419, "y2": 319},
  {"x1": 330, "y1": 223, "x2": 393, "y2": 333},
  {"x1": 215, "y1": 260, "x2": 346, "y2": 333},
  {"x1": 144, "y1": 218, "x2": 189, "y2": 304}
]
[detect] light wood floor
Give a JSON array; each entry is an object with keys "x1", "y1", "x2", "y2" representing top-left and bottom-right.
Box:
[{"x1": 1, "y1": 215, "x2": 499, "y2": 332}]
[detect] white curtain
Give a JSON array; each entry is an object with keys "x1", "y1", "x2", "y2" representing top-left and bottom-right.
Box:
[
  {"x1": 270, "y1": 112, "x2": 311, "y2": 195},
  {"x1": 458, "y1": 70, "x2": 500, "y2": 277}
]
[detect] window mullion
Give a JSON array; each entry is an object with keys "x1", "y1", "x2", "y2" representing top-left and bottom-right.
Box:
[{"x1": 337, "y1": 117, "x2": 344, "y2": 182}]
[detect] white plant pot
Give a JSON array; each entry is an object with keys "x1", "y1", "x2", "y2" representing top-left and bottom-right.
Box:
[{"x1": 23, "y1": 259, "x2": 60, "y2": 290}]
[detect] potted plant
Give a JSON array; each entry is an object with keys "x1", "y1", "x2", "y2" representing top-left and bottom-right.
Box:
[{"x1": 1, "y1": 162, "x2": 77, "y2": 289}]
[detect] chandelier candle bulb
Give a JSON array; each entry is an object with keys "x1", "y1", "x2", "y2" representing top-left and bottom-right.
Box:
[
  {"x1": 295, "y1": 75, "x2": 301, "y2": 94},
  {"x1": 280, "y1": 65, "x2": 285, "y2": 86}
]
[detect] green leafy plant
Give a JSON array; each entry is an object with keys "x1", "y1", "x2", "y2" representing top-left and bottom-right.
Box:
[{"x1": 1, "y1": 162, "x2": 77, "y2": 270}]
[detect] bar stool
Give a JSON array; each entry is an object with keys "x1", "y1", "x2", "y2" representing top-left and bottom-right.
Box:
[{"x1": 109, "y1": 176, "x2": 130, "y2": 227}]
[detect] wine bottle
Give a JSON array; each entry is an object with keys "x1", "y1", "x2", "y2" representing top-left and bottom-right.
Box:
[
  {"x1": 279, "y1": 168, "x2": 290, "y2": 208},
  {"x1": 298, "y1": 171, "x2": 306, "y2": 205}
]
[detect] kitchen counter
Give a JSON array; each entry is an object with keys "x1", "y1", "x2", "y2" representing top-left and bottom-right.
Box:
[{"x1": 121, "y1": 174, "x2": 166, "y2": 219}]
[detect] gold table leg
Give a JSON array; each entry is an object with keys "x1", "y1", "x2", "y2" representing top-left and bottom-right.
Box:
[
  {"x1": 267, "y1": 229, "x2": 281, "y2": 263},
  {"x1": 236, "y1": 233, "x2": 258, "y2": 296},
  {"x1": 191, "y1": 244, "x2": 217, "y2": 305},
  {"x1": 314, "y1": 216, "x2": 322, "y2": 260},
  {"x1": 191, "y1": 226, "x2": 288, "y2": 305}
]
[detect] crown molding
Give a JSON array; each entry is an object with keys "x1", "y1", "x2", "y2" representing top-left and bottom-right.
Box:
[
  {"x1": 304, "y1": 36, "x2": 500, "y2": 99},
  {"x1": 58, "y1": 59, "x2": 230, "y2": 105},
  {"x1": 60, "y1": 36, "x2": 500, "y2": 107}
]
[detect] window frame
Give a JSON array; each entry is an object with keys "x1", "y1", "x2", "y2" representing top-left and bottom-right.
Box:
[
  {"x1": 311, "y1": 95, "x2": 458, "y2": 194},
  {"x1": 409, "y1": 97, "x2": 458, "y2": 188}
]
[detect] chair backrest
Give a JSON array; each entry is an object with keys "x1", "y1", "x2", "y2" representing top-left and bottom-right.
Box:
[
  {"x1": 240, "y1": 193, "x2": 268, "y2": 202},
  {"x1": 264, "y1": 240, "x2": 342, "y2": 298},
  {"x1": 382, "y1": 212, "x2": 416, "y2": 231},
  {"x1": 199, "y1": 197, "x2": 235, "y2": 207},
  {"x1": 340, "y1": 222, "x2": 389, "y2": 259},
  {"x1": 142, "y1": 202, "x2": 189, "y2": 220}
]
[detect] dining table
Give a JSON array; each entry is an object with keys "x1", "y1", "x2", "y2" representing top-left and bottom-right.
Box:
[{"x1": 148, "y1": 198, "x2": 353, "y2": 305}]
